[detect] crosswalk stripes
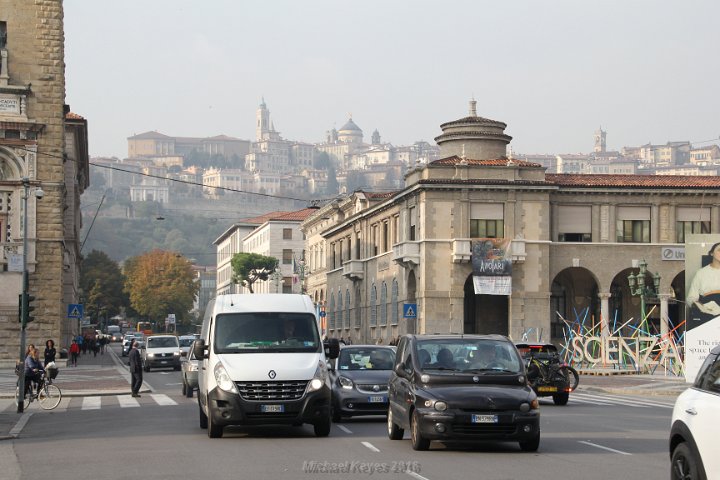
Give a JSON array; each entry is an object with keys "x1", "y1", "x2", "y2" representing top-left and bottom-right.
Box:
[
  {"x1": 564, "y1": 392, "x2": 674, "y2": 409},
  {"x1": 82, "y1": 397, "x2": 101, "y2": 410}
]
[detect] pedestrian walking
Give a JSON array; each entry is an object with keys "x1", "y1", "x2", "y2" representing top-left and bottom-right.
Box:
[
  {"x1": 43, "y1": 339, "x2": 56, "y2": 367},
  {"x1": 128, "y1": 340, "x2": 143, "y2": 397},
  {"x1": 69, "y1": 339, "x2": 80, "y2": 367}
]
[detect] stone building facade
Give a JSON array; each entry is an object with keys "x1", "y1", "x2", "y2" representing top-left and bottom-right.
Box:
[
  {"x1": 0, "y1": 1, "x2": 88, "y2": 364},
  {"x1": 302, "y1": 102, "x2": 720, "y2": 345}
]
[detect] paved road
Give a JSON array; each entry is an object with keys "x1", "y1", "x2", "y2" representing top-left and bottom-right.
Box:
[{"x1": 0, "y1": 342, "x2": 678, "y2": 480}]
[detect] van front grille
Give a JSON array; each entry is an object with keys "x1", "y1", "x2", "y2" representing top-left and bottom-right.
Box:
[{"x1": 236, "y1": 381, "x2": 308, "y2": 401}]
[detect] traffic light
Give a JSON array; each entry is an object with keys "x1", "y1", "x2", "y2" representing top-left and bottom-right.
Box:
[
  {"x1": 21, "y1": 292, "x2": 36, "y2": 326},
  {"x1": 17, "y1": 294, "x2": 22, "y2": 323}
]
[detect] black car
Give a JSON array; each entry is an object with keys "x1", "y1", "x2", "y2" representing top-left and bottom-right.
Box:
[
  {"x1": 515, "y1": 343, "x2": 579, "y2": 405},
  {"x1": 329, "y1": 345, "x2": 396, "y2": 422},
  {"x1": 388, "y1": 334, "x2": 540, "y2": 451}
]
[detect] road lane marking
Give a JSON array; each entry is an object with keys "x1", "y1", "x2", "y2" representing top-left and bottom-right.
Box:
[
  {"x1": 9, "y1": 412, "x2": 32, "y2": 437},
  {"x1": 582, "y1": 393, "x2": 674, "y2": 408},
  {"x1": 337, "y1": 425, "x2": 353, "y2": 434},
  {"x1": 361, "y1": 441, "x2": 380, "y2": 452},
  {"x1": 406, "y1": 470, "x2": 431, "y2": 480},
  {"x1": 117, "y1": 395, "x2": 140, "y2": 408},
  {"x1": 566, "y1": 397, "x2": 614, "y2": 406},
  {"x1": 150, "y1": 394, "x2": 177, "y2": 406},
  {"x1": 82, "y1": 397, "x2": 101, "y2": 410},
  {"x1": 572, "y1": 393, "x2": 650, "y2": 408},
  {"x1": 578, "y1": 440, "x2": 632, "y2": 455}
]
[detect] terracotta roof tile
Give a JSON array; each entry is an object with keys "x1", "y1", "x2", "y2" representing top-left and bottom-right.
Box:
[
  {"x1": 546, "y1": 174, "x2": 720, "y2": 188},
  {"x1": 65, "y1": 112, "x2": 85, "y2": 120},
  {"x1": 241, "y1": 208, "x2": 319, "y2": 224}
]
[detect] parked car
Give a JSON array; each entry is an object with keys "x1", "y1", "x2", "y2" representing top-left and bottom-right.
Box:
[
  {"x1": 141, "y1": 335, "x2": 181, "y2": 372},
  {"x1": 329, "y1": 345, "x2": 396, "y2": 422},
  {"x1": 669, "y1": 344, "x2": 720, "y2": 480},
  {"x1": 181, "y1": 341, "x2": 199, "y2": 398},
  {"x1": 388, "y1": 334, "x2": 540, "y2": 451},
  {"x1": 515, "y1": 343, "x2": 579, "y2": 405}
]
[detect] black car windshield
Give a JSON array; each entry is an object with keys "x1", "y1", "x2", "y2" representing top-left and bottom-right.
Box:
[
  {"x1": 214, "y1": 312, "x2": 320, "y2": 354},
  {"x1": 337, "y1": 347, "x2": 396, "y2": 371},
  {"x1": 179, "y1": 338, "x2": 195, "y2": 347},
  {"x1": 416, "y1": 338, "x2": 522, "y2": 373}
]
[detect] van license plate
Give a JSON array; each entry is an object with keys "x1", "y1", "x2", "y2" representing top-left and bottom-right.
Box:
[
  {"x1": 261, "y1": 404, "x2": 284, "y2": 413},
  {"x1": 471, "y1": 414, "x2": 498, "y2": 423},
  {"x1": 368, "y1": 396, "x2": 387, "y2": 403}
]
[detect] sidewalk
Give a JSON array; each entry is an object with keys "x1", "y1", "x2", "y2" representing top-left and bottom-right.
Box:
[
  {"x1": 576, "y1": 371, "x2": 689, "y2": 396},
  {"x1": 0, "y1": 345, "x2": 150, "y2": 441}
]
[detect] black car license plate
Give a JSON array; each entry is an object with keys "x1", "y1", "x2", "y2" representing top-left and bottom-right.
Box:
[
  {"x1": 261, "y1": 404, "x2": 284, "y2": 413},
  {"x1": 471, "y1": 414, "x2": 498, "y2": 423}
]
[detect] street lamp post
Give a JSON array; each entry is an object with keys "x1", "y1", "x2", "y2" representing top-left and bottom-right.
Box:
[
  {"x1": 298, "y1": 259, "x2": 309, "y2": 295},
  {"x1": 17, "y1": 177, "x2": 43, "y2": 413},
  {"x1": 627, "y1": 259, "x2": 661, "y2": 333}
]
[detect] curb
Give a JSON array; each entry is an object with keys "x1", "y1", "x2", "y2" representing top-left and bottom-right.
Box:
[{"x1": 581, "y1": 385, "x2": 684, "y2": 397}]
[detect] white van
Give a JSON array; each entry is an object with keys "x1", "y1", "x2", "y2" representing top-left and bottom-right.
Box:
[{"x1": 194, "y1": 294, "x2": 339, "y2": 438}]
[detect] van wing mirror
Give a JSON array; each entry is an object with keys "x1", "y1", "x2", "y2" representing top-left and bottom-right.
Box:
[
  {"x1": 192, "y1": 339, "x2": 207, "y2": 360},
  {"x1": 324, "y1": 338, "x2": 340, "y2": 359}
]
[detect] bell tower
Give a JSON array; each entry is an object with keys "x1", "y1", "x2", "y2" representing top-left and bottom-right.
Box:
[{"x1": 594, "y1": 127, "x2": 606, "y2": 153}]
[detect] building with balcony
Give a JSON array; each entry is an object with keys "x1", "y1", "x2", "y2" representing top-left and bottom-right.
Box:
[{"x1": 302, "y1": 100, "x2": 720, "y2": 346}]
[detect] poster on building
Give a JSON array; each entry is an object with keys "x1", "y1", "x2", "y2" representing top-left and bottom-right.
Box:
[
  {"x1": 684, "y1": 234, "x2": 720, "y2": 382},
  {"x1": 471, "y1": 238, "x2": 512, "y2": 295}
]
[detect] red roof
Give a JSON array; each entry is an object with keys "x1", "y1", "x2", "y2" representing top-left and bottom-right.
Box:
[
  {"x1": 546, "y1": 174, "x2": 720, "y2": 188},
  {"x1": 65, "y1": 112, "x2": 85, "y2": 120},
  {"x1": 241, "y1": 208, "x2": 318, "y2": 224}
]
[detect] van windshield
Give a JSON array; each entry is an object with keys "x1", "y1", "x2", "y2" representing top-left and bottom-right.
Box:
[{"x1": 214, "y1": 312, "x2": 320, "y2": 354}]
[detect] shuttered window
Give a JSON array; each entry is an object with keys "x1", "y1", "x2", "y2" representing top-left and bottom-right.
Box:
[{"x1": 558, "y1": 205, "x2": 592, "y2": 242}]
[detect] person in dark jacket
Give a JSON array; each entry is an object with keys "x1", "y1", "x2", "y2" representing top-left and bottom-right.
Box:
[
  {"x1": 128, "y1": 340, "x2": 143, "y2": 397},
  {"x1": 44, "y1": 339, "x2": 56, "y2": 367},
  {"x1": 24, "y1": 345, "x2": 44, "y2": 396}
]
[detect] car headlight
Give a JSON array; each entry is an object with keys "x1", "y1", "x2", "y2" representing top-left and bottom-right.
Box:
[
  {"x1": 213, "y1": 361, "x2": 238, "y2": 393},
  {"x1": 147, "y1": 353, "x2": 155, "y2": 358},
  {"x1": 307, "y1": 360, "x2": 328, "y2": 393},
  {"x1": 423, "y1": 399, "x2": 448, "y2": 411},
  {"x1": 338, "y1": 376, "x2": 354, "y2": 390},
  {"x1": 173, "y1": 351, "x2": 181, "y2": 356}
]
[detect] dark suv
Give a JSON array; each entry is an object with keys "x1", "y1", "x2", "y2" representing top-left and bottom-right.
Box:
[{"x1": 387, "y1": 334, "x2": 540, "y2": 451}]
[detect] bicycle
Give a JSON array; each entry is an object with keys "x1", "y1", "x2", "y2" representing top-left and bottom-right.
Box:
[
  {"x1": 526, "y1": 352, "x2": 579, "y2": 406},
  {"x1": 15, "y1": 369, "x2": 63, "y2": 411}
]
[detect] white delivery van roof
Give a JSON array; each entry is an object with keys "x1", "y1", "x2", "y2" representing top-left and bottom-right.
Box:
[{"x1": 212, "y1": 294, "x2": 315, "y2": 315}]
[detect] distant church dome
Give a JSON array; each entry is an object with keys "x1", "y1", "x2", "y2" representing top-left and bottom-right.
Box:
[{"x1": 338, "y1": 116, "x2": 363, "y2": 144}]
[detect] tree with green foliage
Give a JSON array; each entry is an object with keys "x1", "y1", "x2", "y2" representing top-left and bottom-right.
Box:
[
  {"x1": 80, "y1": 250, "x2": 129, "y2": 323},
  {"x1": 231, "y1": 253, "x2": 278, "y2": 293},
  {"x1": 124, "y1": 250, "x2": 199, "y2": 329}
]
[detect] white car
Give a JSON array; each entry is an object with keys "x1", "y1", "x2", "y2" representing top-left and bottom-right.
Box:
[
  {"x1": 670, "y1": 344, "x2": 720, "y2": 480},
  {"x1": 141, "y1": 335, "x2": 181, "y2": 372}
]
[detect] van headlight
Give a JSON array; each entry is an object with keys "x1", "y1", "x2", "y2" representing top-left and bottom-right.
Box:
[
  {"x1": 307, "y1": 361, "x2": 328, "y2": 393},
  {"x1": 214, "y1": 362, "x2": 238, "y2": 394}
]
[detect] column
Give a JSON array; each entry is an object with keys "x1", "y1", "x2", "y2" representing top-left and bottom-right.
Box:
[
  {"x1": 658, "y1": 293, "x2": 670, "y2": 338},
  {"x1": 598, "y1": 292, "x2": 611, "y2": 337}
]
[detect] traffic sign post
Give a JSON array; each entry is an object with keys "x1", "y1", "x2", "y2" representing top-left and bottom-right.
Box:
[
  {"x1": 67, "y1": 303, "x2": 84, "y2": 319},
  {"x1": 403, "y1": 303, "x2": 417, "y2": 318}
]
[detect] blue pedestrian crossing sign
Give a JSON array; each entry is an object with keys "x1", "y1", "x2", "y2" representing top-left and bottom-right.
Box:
[
  {"x1": 403, "y1": 303, "x2": 417, "y2": 318},
  {"x1": 67, "y1": 303, "x2": 83, "y2": 319}
]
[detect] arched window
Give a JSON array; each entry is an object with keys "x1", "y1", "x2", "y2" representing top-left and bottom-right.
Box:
[
  {"x1": 391, "y1": 279, "x2": 399, "y2": 325},
  {"x1": 380, "y1": 282, "x2": 388, "y2": 326},
  {"x1": 370, "y1": 285, "x2": 377, "y2": 327},
  {"x1": 345, "y1": 290, "x2": 351, "y2": 329},
  {"x1": 337, "y1": 289, "x2": 344, "y2": 330}
]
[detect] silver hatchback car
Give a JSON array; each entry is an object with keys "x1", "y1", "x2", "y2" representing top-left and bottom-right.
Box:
[{"x1": 181, "y1": 341, "x2": 199, "y2": 398}]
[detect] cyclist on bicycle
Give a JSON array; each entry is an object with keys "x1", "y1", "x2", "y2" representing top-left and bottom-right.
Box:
[{"x1": 24, "y1": 345, "x2": 44, "y2": 396}]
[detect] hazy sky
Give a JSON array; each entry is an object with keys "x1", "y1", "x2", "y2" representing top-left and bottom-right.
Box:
[{"x1": 63, "y1": 0, "x2": 719, "y2": 159}]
